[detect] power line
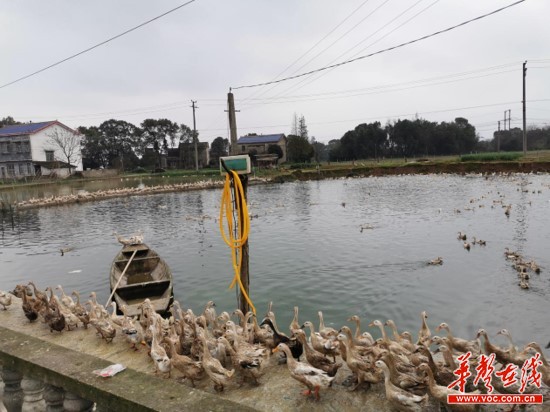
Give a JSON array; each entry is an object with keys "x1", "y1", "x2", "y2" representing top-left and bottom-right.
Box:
[
  {"x1": 242, "y1": 68, "x2": 519, "y2": 107},
  {"x1": 15, "y1": 64, "x2": 542, "y2": 124},
  {"x1": 0, "y1": 0, "x2": 197, "y2": 90},
  {"x1": 199, "y1": 99, "x2": 538, "y2": 133},
  {"x1": 240, "y1": 0, "x2": 373, "y2": 103},
  {"x1": 263, "y1": 0, "x2": 437, "y2": 102},
  {"x1": 237, "y1": 64, "x2": 521, "y2": 109},
  {"x1": 275, "y1": 0, "x2": 393, "y2": 82},
  {"x1": 232, "y1": 0, "x2": 526, "y2": 90},
  {"x1": 15, "y1": 62, "x2": 521, "y2": 122}
]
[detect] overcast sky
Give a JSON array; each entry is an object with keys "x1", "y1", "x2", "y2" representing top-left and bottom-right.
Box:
[{"x1": 1, "y1": 0, "x2": 549, "y2": 144}]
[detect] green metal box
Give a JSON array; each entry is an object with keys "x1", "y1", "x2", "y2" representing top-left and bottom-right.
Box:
[{"x1": 220, "y1": 155, "x2": 251, "y2": 175}]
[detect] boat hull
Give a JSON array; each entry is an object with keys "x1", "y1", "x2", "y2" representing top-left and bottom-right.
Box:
[{"x1": 110, "y1": 243, "x2": 173, "y2": 317}]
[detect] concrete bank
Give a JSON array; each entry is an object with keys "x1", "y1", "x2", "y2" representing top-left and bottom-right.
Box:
[
  {"x1": 0, "y1": 296, "x2": 418, "y2": 412},
  {"x1": 0, "y1": 327, "x2": 248, "y2": 412}
]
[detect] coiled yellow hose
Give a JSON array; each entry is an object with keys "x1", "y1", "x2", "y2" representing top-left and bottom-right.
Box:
[{"x1": 219, "y1": 170, "x2": 255, "y2": 314}]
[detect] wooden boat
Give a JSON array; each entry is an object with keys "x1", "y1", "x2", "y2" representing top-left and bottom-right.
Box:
[{"x1": 110, "y1": 243, "x2": 173, "y2": 317}]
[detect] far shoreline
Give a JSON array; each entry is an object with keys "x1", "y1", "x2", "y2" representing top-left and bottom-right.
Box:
[{"x1": 4, "y1": 158, "x2": 550, "y2": 210}]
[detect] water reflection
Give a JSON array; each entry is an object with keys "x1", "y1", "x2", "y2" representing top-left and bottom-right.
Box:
[{"x1": 1, "y1": 174, "x2": 549, "y2": 348}]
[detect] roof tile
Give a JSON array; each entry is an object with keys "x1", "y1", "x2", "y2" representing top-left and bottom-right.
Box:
[{"x1": 0, "y1": 121, "x2": 56, "y2": 137}]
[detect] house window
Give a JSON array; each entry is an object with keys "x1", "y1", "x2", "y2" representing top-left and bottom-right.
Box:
[
  {"x1": 19, "y1": 164, "x2": 25, "y2": 175},
  {"x1": 0, "y1": 142, "x2": 7, "y2": 153},
  {"x1": 22, "y1": 142, "x2": 30, "y2": 153},
  {"x1": 27, "y1": 163, "x2": 33, "y2": 175},
  {"x1": 45, "y1": 150, "x2": 55, "y2": 161},
  {"x1": 7, "y1": 164, "x2": 15, "y2": 176},
  {"x1": 241, "y1": 145, "x2": 246, "y2": 152},
  {"x1": 15, "y1": 142, "x2": 22, "y2": 153},
  {"x1": 0, "y1": 167, "x2": 5, "y2": 178}
]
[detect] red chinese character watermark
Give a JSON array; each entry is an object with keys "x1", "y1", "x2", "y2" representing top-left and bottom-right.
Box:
[
  {"x1": 448, "y1": 351, "x2": 472, "y2": 393},
  {"x1": 495, "y1": 363, "x2": 519, "y2": 388},
  {"x1": 519, "y1": 353, "x2": 543, "y2": 393},
  {"x1": 474, "y1": 353, "x2": 495, "y2": 392},
  {"x1": 447, "y1": 350, "x2": 544, "y2": 405}
]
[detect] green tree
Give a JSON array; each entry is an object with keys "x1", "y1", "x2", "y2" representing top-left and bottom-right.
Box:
[
  {"x1": 267, "y1": 144, "x2": 283, "y2": 159},
  {"x1": 140, "y1": 119, "x2": 180, "y2": 154},
  {"x1": 0, "y1": 116, "x2": 21, "y2": 128},
  {"x1": 310, "y1": 137, "x2": 327, "y2": 163},
  {"x1": 287, "y1": 134, "x2": 313, "y2": 163},
  {"x1": 298, "y1": 115, "x2": 308, "y2": 139},
  {"x1": 79, "y1": 126, "x2": 109, "y2": 169},
  {"x1": 328, "y1": 139, "x2": 343, "y2": 161},
  {"x1": 179, "y1": 124, "x2": 195, "y2": 144},
  {"x1": 98, "y1": 119, "x2": 140, "y2": 170},
  {"x1": 209, "y1": 136, "x2": 229, "y2": 166},
  {"x1": 140, "y1": 119, "x2": 180, "y2": 167}
]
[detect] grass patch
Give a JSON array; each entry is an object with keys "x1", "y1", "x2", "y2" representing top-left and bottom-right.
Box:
[{"x1": 460, "y1": 152, "x2": 522, "y2": 162}]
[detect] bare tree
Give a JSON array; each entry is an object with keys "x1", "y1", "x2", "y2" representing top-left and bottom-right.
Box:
[{"x1": 46, "y1": 128, "x2": 81, "y2": 175}]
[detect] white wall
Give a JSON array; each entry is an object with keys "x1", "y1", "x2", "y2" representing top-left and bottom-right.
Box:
[{"x1": 30, "y1": 124, "x2": 83, "y2": 171}]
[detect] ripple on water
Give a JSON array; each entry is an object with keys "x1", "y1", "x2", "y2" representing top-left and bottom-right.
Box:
[{"x1": 1, "y1": 174, "x2": 549, "y2": 346}]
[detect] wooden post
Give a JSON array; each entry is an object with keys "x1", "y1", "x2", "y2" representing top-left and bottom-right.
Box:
[
  {"x1": 191, "y1": 100, "x2": 199, "y2": 171},
  {"x1": 522, "y1": 61, "x2": 527, "y2": 155},
  {"x1": 238, "y1": 174, "x2": 249, "y2": 314},
  {"x1": 228, "y1": 92, "x2": 238, "y2": 155},
  {"x1": 497, "y1": 121, "x2": 501, "y2": 152},
  {"x1": 225, "y1": 92, "x2": 250, "y2": 313}
]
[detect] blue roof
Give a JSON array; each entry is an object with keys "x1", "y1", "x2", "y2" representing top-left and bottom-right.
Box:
[
  {"x1": 237, "y1": 134, "x2": 285, "y2": 144},
  {"x1": 0, "y1": 121, "x2": 56, "y2": 137}
]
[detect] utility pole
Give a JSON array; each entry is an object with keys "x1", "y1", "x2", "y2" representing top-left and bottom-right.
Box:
[
  {"x1": 227, "y1": 91, "x2": 239, "y2": 155},
  {"x1": 226, "y1": 89, "x2": 249, "y2": 314},
  {"x1": 523, "y1": 61, "x2": 527, "y2": 155},
  {"x1": 504, "y1": 111, "x2": 507, "y2": 131},
  {"x1": 508, "y1": 109, "x2": 511, "y2": 130},
  {"x1": 497, "y1": 121, "x2": 501, "y2": 152},
  {"x1": 191, "y1": 100, "x2": 199, "y2": 171}
]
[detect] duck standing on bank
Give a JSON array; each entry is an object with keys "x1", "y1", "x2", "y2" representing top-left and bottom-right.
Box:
[
  {"x1": 12, "y1": 284, "x2": 39, "y2": 321},
  {"x1": 375, "y1": 359, "x2": 428, "y2": 412},
  {"x1": 0, "y1": 290, "x2": 13, "y2": 310},
  {"x1": 273, "y1": 343, "x2": 335, "y2": 400},
  {"x1": 260, "y1": 317, "x2": 303, "y2": 360}
]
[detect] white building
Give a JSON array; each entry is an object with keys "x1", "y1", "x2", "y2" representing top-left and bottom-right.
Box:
[{"x1": 0, "y1": 121, "x2": 82, "y2": 179}]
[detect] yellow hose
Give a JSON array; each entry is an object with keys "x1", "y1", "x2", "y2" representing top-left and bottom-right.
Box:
[{"x1": 219, "y1": 170, "x2": 255, "y2": 314}]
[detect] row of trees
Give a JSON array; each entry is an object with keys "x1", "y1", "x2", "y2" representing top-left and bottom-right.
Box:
[
  {"x1": 327, "y1": 117, "x2": 479, "y2": 161},
  {"x1": 4, "y1": 114, "x2": 550, "y2": 171},
  {"x1": 478, "y1": 127, "x2": 550, "y2": 152},
  {"x1": 79, "y1": 118, "x2": 195, "y2": 169}
]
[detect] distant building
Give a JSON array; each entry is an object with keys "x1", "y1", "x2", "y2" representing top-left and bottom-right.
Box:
[
  {"x1": 236, "y1": 134, "x2": 287, "y2": 163},
  {"x1": 179, "y1": 142, "x2": 210, "y2": 169},
  {"x1": 0, "y1": 121, "x2": 82, "y2": 179}
]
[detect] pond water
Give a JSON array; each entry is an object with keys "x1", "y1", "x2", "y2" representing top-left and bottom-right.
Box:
[{"x1": 1, "y1": 173, "x2": 549, "y2": 348}]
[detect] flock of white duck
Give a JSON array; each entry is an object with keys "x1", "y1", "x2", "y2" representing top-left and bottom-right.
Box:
[
  {"x1": 14, "y1": 177, "x2": 272, "y2": 210},
  {"x1": 14, "y1": 180, "x2": 223, "y2": 210},
  {"x1": 2, "y1": 283, "x2": 550, "y2": 411}
]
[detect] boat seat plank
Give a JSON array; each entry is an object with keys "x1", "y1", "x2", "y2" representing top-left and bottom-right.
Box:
[
  {"x1": 115, "y1": 256, "x2": 160, "y2": 264},
  {"x1": 115, "y1": 280, "x2": 171, "y2": 301}
]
